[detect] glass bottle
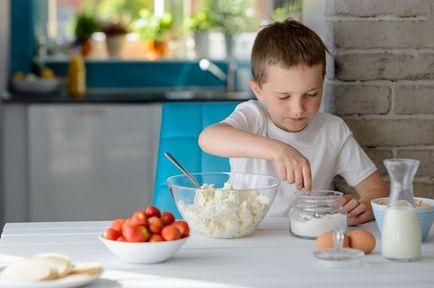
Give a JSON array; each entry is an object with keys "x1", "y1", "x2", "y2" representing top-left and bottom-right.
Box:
[
  {"x1": 68, "y1": 47, "x2": 86, "y2": 100},
  {"x1": 382, "y1": 159, "x2": 421, "y2": 261}
]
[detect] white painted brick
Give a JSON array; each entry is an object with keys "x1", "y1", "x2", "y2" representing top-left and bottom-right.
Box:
[
  {"x1": 397, "y1": 150, "x2": 434, "y2": 177},
  {"x1": 335, "y1": 84, "x2": 391, "y2": 115},
  {"x1": 377, "y1": 181, "x2": 434, "y2": 198},
  {"x1": 336, "y1": 53, "x2": 434, "y2": 81},
  {"x1": 358, "y1": 179, "x2": 434, "y2": 198},
  {"x1": 333, "y1": 1, "x2": 434, "y2": 190},
  {"x1": 335, "y1": 0, "x2": 430, "y2": 17},
  {"x1": 345, "y1": 119, "x2": 434, "y2": 146},
  {"x1": 395, "y1": 85, "x2": 434, "y2": 114},
  {"x1": 414, "y1": 182, "x2": 434, "y2": 198},
  {"x1": 335, "y1": 21, "x2": 433, "y2": 49},
  {"x1": 335, "y1": 173, "x2": 434, "y2": 197}
]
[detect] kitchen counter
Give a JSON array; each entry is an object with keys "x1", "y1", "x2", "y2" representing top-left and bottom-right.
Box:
[
  {"x1": 3, "y1": 87, "x2": 253, "y2": 104},
  {"x1": 1, "y1": 217, "x2": 434, "y2": 287},
  {"x1": 1, "y1": 94, "x2": 245, "y2": 224}
]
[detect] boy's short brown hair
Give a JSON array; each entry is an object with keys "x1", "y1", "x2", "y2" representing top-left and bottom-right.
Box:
[{"x1": 251, "y1": 19, "x2": 328, "y2": 86}]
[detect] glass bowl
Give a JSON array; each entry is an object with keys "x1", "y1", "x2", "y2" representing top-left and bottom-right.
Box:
[{"x1": 167, "y1": 172, "x2": 280, "y2": 239}]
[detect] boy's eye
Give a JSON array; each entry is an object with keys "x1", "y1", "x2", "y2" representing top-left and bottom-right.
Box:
[
  {"x1": 278, "y1": 95, "x2": 290, "y2": 100},
  {"x1": 306, "y1": 92, "x2": 318, "y2": 97}
]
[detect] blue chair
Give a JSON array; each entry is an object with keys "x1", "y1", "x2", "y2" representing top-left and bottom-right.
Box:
[{"x1": 153, "y1": 101, "x2": 240, "y2": 218}]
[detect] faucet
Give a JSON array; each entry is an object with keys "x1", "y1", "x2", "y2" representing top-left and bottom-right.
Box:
[{"x1": 199, "y1": 58, "x2": 237, "y2": 92}]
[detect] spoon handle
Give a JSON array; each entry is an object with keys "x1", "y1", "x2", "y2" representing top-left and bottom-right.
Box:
[{"x1": 164, "y1": 152, "x2": 201, "y2": 188}]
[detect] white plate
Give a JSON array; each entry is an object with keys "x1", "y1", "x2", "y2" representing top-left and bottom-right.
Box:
[{"x1": 0, "y1": 271, "x2": 101, "y2": 288}]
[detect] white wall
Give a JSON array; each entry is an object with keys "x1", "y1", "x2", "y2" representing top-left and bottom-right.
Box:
[{"x1": 302, "y1": 0, "x2": 334, "y2": 113}]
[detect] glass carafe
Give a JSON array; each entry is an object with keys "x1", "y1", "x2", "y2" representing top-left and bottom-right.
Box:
[{"x1": 381, "y1": 159, "x2": 421, "y2": 261}]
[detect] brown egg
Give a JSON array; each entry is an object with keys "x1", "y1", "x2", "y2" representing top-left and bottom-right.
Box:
[
  {"x1": 315, "y1": 231, "x2": 350, "y2": 251},
  {"x1": 348, "y1": 229, "x2": 376, "y2": 254}
]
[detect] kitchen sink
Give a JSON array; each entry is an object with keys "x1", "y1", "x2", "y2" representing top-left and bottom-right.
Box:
[
  {"x1": 85, "y1": 87, "x2": 253, "y2": 102},
  {"x1": 164, "y1": 89, "x2": 252, "y2": 100}
]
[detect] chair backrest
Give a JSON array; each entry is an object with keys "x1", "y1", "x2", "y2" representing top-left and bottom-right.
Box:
[{"x1": 153, "y1": 101, "x2": 240, "y2": 218}]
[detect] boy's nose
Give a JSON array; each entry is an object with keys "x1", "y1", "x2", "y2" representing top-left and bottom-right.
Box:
[{"x1": 290, "y1": 98, "x2": 304, "y2": 113}]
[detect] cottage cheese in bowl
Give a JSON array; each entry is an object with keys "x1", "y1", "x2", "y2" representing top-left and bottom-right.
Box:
[
  {"x1": 177, "y1": 182, "x2": 271, "y2": 238},
  {"x1": 167, "y1": 172, "x2": 280, "y2": 239}
]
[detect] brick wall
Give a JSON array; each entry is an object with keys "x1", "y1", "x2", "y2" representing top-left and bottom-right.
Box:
[{"x1": 328, "y1": 0, "x2": 434, "y2": 197}]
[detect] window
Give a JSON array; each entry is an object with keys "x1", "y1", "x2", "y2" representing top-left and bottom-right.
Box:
[{"x1": 34, "y1": 0, "x2": 302, "y2": 61}]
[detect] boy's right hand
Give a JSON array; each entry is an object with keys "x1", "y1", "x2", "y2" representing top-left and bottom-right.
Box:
[{"x1": 271, "y1": 142, "x2": 312, "y2": 192}]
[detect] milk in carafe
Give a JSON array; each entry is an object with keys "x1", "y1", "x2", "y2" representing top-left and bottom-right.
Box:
[
  {"x1": 381, "y1": 207, "x2": 421, "y2": 260},
  {"x1": 381, "y1": 159, "x2": 421, "y2": 261}
]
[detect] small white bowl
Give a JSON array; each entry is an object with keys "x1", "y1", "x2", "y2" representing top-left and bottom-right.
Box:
[
  {"x1": 99, "y1": 235, "x2": 188, "y2": 264},
  {"x1": 12, "y1": 78, "x2": 60, "y2": 94}
]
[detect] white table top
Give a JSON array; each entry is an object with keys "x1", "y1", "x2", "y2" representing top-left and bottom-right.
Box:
[{"x1": 1, "y1": 217, "x2": 434, "y2": 287}]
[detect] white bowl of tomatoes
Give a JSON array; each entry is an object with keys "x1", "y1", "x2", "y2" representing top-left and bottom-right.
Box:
[{"x1": 100, "y1": 206, "x2": 189, "y2": 264}]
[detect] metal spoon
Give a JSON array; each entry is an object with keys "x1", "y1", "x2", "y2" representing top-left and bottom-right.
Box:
[{"x1": 164, "y1": 152, "x2": 201, "y2": 188}]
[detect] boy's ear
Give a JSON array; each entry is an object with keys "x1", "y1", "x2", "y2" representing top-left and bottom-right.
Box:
[{"x1": 248, "y1": 80, "x2": 263, "y2": 101}]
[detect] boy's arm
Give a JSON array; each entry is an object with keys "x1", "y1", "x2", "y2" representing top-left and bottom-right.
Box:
[
  {"x1": 342, "y1": 171, "x2": 389, "y2": 226},
  {"x1": 198, "y1": 123, "x2": 312, "y2": 191}
]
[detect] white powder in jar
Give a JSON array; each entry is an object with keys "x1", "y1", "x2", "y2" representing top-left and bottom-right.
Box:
[{"x1": 290, "y1": 213, "x2": 347, "y2": 238}]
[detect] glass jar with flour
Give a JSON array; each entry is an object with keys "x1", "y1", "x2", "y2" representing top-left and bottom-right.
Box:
[{"x1": 289, "y1": 190, "x2": 347, "y2": 239}]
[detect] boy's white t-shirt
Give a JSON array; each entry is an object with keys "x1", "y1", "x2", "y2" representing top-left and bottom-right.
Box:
[{"x1": 221, "y1": 100, "x2": 377, "y2": 217}]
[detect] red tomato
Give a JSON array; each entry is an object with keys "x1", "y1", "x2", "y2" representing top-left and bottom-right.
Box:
[
  {"x1": 161, "y1": 212, "x2": 175, "y2": 226},
  {"x1": 145, "y1": 205, "x2": 161, "y2": 218},
  {"x1": 149, "y1": 234, "x2": 165, "y2": 242},
  {"x1": 161, "y1": 225, "x2": 181, "y2": 241},
  {"x1": 173, "y1": 221, "x2": 190, "y2": 238},
  {"x1": 148, "y1": 216, "x2": 164, "y2": 234},
  {"x1": 122, "y1": 225, "x2": 150, "y2": 242},
  {"x1": 132, "y1": 211, "x2": 149, "y2": 226},
  {"x1": 110, "y1": 218, "x2": 125, "y2": 232},
  {"x1": 116, "y1": 235, "x2": 127, "y2": 242},
  {"x1": 104, "y1": 228, "x2": 120, "y2": 240}
]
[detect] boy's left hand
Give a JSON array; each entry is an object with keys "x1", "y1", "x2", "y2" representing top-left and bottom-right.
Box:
[{"x1": 341, "y1": 195, "x2": 374, "y2": 226}]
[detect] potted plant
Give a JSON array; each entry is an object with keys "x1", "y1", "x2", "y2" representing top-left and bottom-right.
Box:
[
  {"x1": 100, "y1": 20, "x2": 129, "y2": 58},
  {"x1": 184, "y1": 11, "x2": 212, "y2": 58},
  {"x1": 96, "y1": 0, "x2": 149, "y2": 58},
  {"x1": 187, "y1": 0, "x2": 256, "y2": 59},
  {"x1": 272, "y1": 2, "x2": 302, "y2": 22},
  {"x1": 74, "y1": 9, "x2": 98, "y2": 56},
  {"x1": 131, "y1": 10, "x2": 173, "y2": 60}
]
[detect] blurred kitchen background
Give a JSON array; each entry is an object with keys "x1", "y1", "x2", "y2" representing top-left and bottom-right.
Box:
[
  {"x1": 0, "y1": 0, "x2": 326, "y2": 226},
  {"x1": 1, "y1": 0, "x2": 433, "y2": 228}
]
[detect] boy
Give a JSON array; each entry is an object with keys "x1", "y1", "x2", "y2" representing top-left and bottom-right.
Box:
[{"x1": 198, "y1": 19, "x2": 388, "y2": 226}]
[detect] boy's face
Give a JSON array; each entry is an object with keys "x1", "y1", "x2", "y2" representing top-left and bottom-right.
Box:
[{"x1": 249, "y1": 64, "x2": 324, "y2": 132}]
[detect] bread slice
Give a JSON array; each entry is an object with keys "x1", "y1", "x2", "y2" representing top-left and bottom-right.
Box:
[
  {"x1": 32, "y1": 253, "x2": 73, "y2": 278},
  {"x1": 0, "y1": 253, "x2": 102, "y2": 282},
  {"x1": 0, "y1": 258, "x2": 58, "y2": 281},
  {"x1": 69, "y1": 262, "x2": 103, "y2": 276}
]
